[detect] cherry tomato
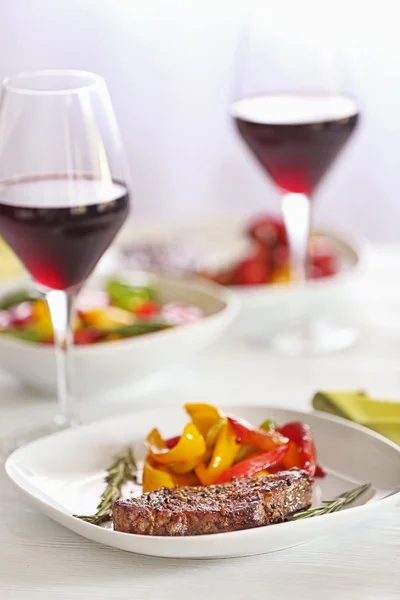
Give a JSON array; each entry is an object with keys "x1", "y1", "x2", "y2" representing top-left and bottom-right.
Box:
[
  {"x1": 309, "y1": 236, "x2": 338, "y2": 277},
  {"x1": 247, "y1": 216, "x2": 287, "y2": 247},
  {"x1": 233, "y1": 259, "x2": 270, "y2": 285},
  {"x1": 134, "y1": 301, "x2": 160, "y2": 319},
  {"x1": 73, "y1": 330, "x2": 101, "y2": 345}
]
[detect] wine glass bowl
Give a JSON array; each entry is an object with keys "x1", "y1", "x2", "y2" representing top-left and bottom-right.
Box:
[{"x1": 232, "y1": 93, "x2": 359, "y2": 197}]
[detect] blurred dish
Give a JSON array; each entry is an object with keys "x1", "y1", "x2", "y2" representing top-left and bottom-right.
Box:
[
  {"x1": 0, "y1": 272, "x2": 239, "y2": 398},
  {"x1": 0, "y1": 278, "x2": 205, "y2": 346},
  {"x1": 117, "y1": 216, "x2": 365, "y2": 338}
]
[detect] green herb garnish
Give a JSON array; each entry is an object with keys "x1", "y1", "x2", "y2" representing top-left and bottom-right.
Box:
[
  {"x1": 75, "y1": 447, "x2": 137, "y2": 526},
  {"x1": 294, "y1": 482, "x2": 371, "y2": 520}
]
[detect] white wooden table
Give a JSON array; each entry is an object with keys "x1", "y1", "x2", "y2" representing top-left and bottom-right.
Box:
[{"x1": 1, "y1": 246, "x2": 400, "y2": 600}]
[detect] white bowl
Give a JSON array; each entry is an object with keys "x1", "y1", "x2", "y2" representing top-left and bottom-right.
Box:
[
  {"x1": 216, "y1": 229, "x2": 367, "y2": 336},
  {"x1": 0, "y1": 272, "x2": 239, "y2": 398},
  {"x1": 117, "y1": 221, "x2": 367, "y2": 338}
]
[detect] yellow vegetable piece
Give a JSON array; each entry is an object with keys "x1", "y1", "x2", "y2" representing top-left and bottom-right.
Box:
[
  {"x1": 169, "y1": 458, "x2": 201, "y2": 474},
  {"x1": 147, "y1": 423, "x2": 206, "y2": 465},
  {"x1": 80, "y1": 306, "x2": 133, "y2": 330},
  {"x1": 172, "y1": 471, "x2": 200, "y2": 487},
  {"x1": 105, "y1": 333, "x2": 123, "y2": 342},
  {"x1": 31, "y1": 299, "x2": 51, "y2": 323},
  {"x1": 184, "y1": 403, "x2": 223, "y2": 438},
  {"x1": 206, "y1": 417, "x2": 227, "y2": 448},
  {"x1": 142, "y1": 460, "x2": 175, "y2": 493},
  {"x1": 146, "y1": 428, "x2": 166, "y2": 452},
  {"x1": 30, "y1": 300, "x2": 53, "y2": 337},
  {"x1": 271, "y1": 264, "x2": 291, "y2": 284},
  {"x1": 254, "y1": 470, "x2": 270, "y2": 477},
  {"x1": 195, "y1": 420, "x2": 239, "y2": 486},
  {"x1": 30, "y1": 299, "x2": 80, "y2": 337}
]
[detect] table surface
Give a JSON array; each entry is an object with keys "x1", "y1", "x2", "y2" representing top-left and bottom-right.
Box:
[{"x1": 1, "y1": 244, "x2": 400, "y2": 600}]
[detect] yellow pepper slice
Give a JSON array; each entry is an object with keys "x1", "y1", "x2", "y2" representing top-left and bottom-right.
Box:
[
  {"x1": 169, "y1": 459, "x2": 201, "y2": 474},
  {"x1": 184, "y1": 403, "x2": 223, "y2": 438},
  {"x1": 31, "y1": 299, "x2": 51, "y2": 322},
  {"x1": 172, "y1": 471, "x2": 201, "y2": 487},
  {"x1": 80, "y1": 306, "x2": 133, "y2": 331},
  {"x1": 195, "y1": 420, "x2": 239, "y2": 486},
  {"x1": 206, "y1": 417, "x2": 226, "y2": 448},
  {"x1": 142, "y1": 460, "x2": 175, "y2": 493},
  {"x1": 30, "y1": 299, "x2": 53, "y2": 337},
  {"x1": 147, "y1": 423, "x2": 206, "y2": 465}
]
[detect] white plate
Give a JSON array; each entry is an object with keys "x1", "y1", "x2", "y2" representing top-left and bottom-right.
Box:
[{"x1": 6, "y1": 405, "x2": 400, "y2": 559}]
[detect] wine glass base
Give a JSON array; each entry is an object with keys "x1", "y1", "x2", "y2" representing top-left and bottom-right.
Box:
[
  {"x1": 269, "y1": 322, "x2": 357, "y2": 357},
  {"x1": 1, "y1": 417, "x2": 79, "y2": 458}
]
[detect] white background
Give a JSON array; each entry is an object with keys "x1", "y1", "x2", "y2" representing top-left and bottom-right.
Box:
[{"x1": 0, "y1": 0, "x2": 399, "y2": 241}]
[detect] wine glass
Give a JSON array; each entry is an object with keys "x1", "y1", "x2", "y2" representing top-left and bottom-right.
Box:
[
  {"x1": 231, "y1": 2, "x2": 360, "y2": 356},
  {"x1": 0, "y1": 70, "x2": 130, "y2": 447}
]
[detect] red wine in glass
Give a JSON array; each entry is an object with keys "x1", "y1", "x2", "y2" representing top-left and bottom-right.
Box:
[
  {"x1": 0, "y1": 176, "x2": 129, "y2": 290},
  {"x1": 232, "y1": 92, "x2": 359, "y2": 196}
]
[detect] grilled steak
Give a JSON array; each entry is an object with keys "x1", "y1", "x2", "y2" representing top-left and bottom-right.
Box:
[{"x1": 113, "y1": 468, "x2": 312, "y2": 536}]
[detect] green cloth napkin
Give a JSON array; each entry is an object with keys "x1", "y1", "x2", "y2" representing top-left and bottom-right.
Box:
[{"x1": 312, "y1": 391, "x2": 400, "y2": 445}]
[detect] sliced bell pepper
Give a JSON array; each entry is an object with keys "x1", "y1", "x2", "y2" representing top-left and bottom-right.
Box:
[
  {"x1": 215, "y1": 444, "x2": 289, "y2": 484},
  {"x1": 169, "y1": 458, "x2": 201, "y2": 474},
  {"x1": 73, "y1": 329, "x2": 102, "y2": 345},
  {"x1": 147, "y1": 423, "x2": 206, "y2": 465},
  {"x1": 171, "y1": 471, "x2": 201, "y2": 487},
  {"x1": 142, "y1": 460, "x2": 175, "y2": 493},
  {"x1": 134, "y1": 301, "x2": 160, "y2": 319},
  {"x1": 228, "y1": 416, "x2": 289, "y2": 452},
  {"x1": 184, "y1": 403, "x2": 223, "y2": 438},
  {"x1": 280, "y1": 440, "x2": 303, "y2": 470},
  {"x1": 79, "y1": 306, "x2": 134, "y2": 330},
  {"x1": 31, "y1": 299, "x2": 51, "y2": 323},
  {"x1": 195, "y1": 420, "x2": 239, "y2": 485},
  {"x1": 206, "y1": 417, "x2": 226, "y2": 448},
  {"x1": 278, "y1": 422, "x2": 316, "y2": 476},
  {"x1": 165, "y1": 435, "x2": 180, "y2": 449}
]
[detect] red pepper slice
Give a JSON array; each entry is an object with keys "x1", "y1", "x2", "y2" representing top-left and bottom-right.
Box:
[
  {"x1": 228, "y1": 416, "x2": 288, "y2": 452},
  {"x1": 315, "y1": 464, "x2": 326, "y2": 478},
  {"x1": 278, "y1": 422, "x2": 316, "y2": 476},
  {"x1": 134, "y1": 301, "x2": 160, "y2": 319},
  {"x1": 215, "y1": 443, "x2": 289, "y2": 484},
  {"x1": 165, "y1": 435, "x2": 180, "y2": 449}
]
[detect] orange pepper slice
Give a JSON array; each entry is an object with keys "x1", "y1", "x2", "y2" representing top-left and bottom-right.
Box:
[
  {"x1": 280, "y1": 440, "x2": 303, "y2": 470},
  {"x1": 184, "y1": 403, "x2": 223, "y2": 438},
  {"x1": 195, "y1": 420, "x2": 239, "y2": 486},
  {"x1": 147, "y1": 423, "x2": 206, "y2": 465},
  {"x1": 142, "y1": 460, "x2": 175, "y2": 493},
  {"x1": 172, "y1": 471, "x2": 201, "y2": 487}
]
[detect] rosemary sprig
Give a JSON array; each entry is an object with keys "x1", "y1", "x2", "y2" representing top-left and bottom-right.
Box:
[
  {"x1": 294, "y1": 482, "x2": 371, "y2": 520},
  {"x1": 74, "y1": 446, "x2": 137, "y2": 526}
]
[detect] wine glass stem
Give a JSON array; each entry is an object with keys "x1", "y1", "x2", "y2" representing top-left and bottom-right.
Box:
[
  {"x1": 46, "y1": 290, "x2": 77, "y2": 428},
  {"x1": 281, "y1": 192, "x2": 312, "y2": 337},
  {"x1": 281, "y1": 193, "x2": 311, "y2": 284}
]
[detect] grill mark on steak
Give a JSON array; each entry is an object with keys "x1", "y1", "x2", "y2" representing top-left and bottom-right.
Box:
[{"x1": 112, "y1": 468, "x2": 312, "y2": 536}]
